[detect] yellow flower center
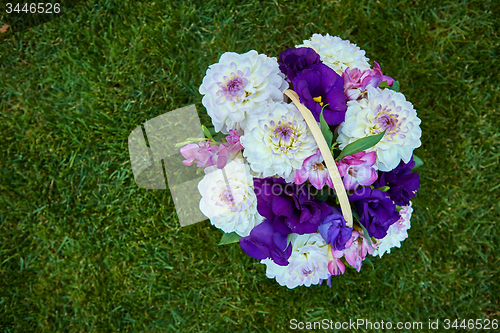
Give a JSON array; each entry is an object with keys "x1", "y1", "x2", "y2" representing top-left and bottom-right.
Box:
[{"x1": 313, "y1": 96, "x2": 324, "y2": 107}]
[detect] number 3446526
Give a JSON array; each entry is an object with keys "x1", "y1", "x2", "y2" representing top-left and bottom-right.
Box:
[{"x1": 6, "y1": 3, "x2": 61, "y2": 14}]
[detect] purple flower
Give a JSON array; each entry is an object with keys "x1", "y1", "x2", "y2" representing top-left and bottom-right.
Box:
[
  {"x1": 337, "y1": 151, "x2": 378, "y2": 191},
  {"x1": 349, "y1": 188, "x2": 400, "y2": 239},
  {"x1": 239, "y1": 220, "x2": 292, "y2": 266},
  {"x1": 294, "y1": 149, "x2": 334, "y2": 190},
  {"x1": 292, "y1": 64, "x2": 347, "y2": 125},
  {"x1": 278, "y1": 47, "x2": 321, "y2": 81},
  {"x1": 253, "y1": 177, "x2": 333, "y2": 235},
  {"x1": 318, "y1": 212, "x2": 353, "y2": 251},
  {"x1": 373, "y1": 157, "x2": 420, "y2": 206}
]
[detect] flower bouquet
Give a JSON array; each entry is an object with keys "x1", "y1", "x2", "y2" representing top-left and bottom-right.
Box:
[{"x1": 179, "y1": 33, "x2": 422, "y2": 288}]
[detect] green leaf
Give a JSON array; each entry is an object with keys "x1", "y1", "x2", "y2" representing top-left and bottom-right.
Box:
[
  {"x1": 320, "y1": 108, "x2": 333, "y2": 148},
  {"x1": 378, "y1": 81, "x2": 390, "y2": 89},
  {"x1": 363, "y1": 256, "x2": 375, "y2": 269},
  {"x1": 358, "y1": 221, "x2": 376, "y2": 251},
  {"x1": 412, "y1": 154, "x2": 424, "y2": 170},
  {"x1": 312, "y1": 187, "x2": 330, "y2": 202},
  {"x1": 286, "y1": 234, "x2": 293, "y2": 248},
  {"x1": 390, "y1": 80, "x2": 400, "y2": 92},
  {"x1": 329, "y1": 141, "x2": 340, "y2": 154},
  {"x1": 218, "y1": 232, "x2": 241, "y2": 245},
  {"x1": 351, "y1": 208, "x2": 361, "y2": 221},
  {"x1": 212, "y1": 132, "x2": 226, "y2": 143},
  {"x1": 202, "y1": 125, "x2": 214, "y2": 141},
  {"x1": 335, "y1": 131, "x2": 386, "y2": 161},
  {"x1": 376, "y1": 186, "x2": 390, "y2": 192}
]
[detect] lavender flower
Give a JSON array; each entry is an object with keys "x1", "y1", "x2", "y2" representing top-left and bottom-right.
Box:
[{"x1": 318, "y1": 211, "x2": 353, "y2": 251}]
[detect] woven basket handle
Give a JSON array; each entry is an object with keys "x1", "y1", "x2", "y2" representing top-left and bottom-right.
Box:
[{"x1": 284, "y1": 89, "x2": 353, "y2": 228}]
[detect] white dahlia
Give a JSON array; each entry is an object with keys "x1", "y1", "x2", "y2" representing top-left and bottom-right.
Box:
[
  {"x1": 296, "y1": 33, "x2": 370, "y2": 75},
  {"x1": 337, "y1": 86, "x2": 422, "y2": 172},
  {"x1": 198, "y1": 157, "x2": 264, "y2": 237},
  {"x1": 199, "y1": 50, "x2": 289, "y2": 134},
  {"x1": 372, "y1": 202, "x2": 413, "y2": 258},
  {"x1": 261, "y1": 233, "x2": 330, "y2": 289},
  {"x1": 241, "y1": 102, "x2": 318, "y2": 180}
]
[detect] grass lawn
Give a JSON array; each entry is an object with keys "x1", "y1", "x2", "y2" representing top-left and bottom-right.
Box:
[{"x1": 1, "y1": 0, "x2": 499, "y2": 331}]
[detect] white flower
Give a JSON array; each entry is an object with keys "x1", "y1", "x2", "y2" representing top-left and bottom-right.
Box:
[
  {"x1": 372, "y1": 202, "x2": 413, "y2": 258},
  {"x1": 199, "y1": 50, "x2": 289, "y2": 134},
  {"x1": 296, "y1": 33, "x2": 370, "y2": 75},
  {"x1": 261, "y1": 233, "x2": 330, "y2": 289},
  {"x1": 337, "y1": 87, "x2": 422, "y2": 172},
  {"x1": 198, "y1": 157, "x2": 264, "y2": 237},
  {"x1": 241, "y1": 102, "x2": 318, "y2": 180}
]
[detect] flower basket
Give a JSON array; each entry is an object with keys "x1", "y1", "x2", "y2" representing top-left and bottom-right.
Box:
[{"x1": 129, "y1": 33, "x2": 423, "y2": 289}]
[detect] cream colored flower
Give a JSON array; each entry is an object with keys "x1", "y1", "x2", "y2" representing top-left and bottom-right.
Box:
[
  {"x1": 337, "y1": 87, "x2": 422, "y2": 172},
  {"x1": 261, "y1": 233, "x2": 330, "y2": 289},
  {"x1": 198, "y1": 158, "x2": 263, "y2": 237},
  {"x1": 297, "y1": 34, "x2": 370, "y2": 75},
  {"x1": 199, "y1": 50, "x2": 288, "y2": 133},
  {"x1": 241, "y1": 102, "x2": 318, "y2": 180},
  {"x1": 372, "y1": 202, "x2": 413, "y2": 257}
]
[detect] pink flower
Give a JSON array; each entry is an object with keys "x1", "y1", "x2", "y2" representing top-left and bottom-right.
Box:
[
  {"x1": 337, "y1": 151, "x2": 378, "y2": 191},
  {"x1": 180, "y1": 141, "x2": 219, "y2": 168},
  {"x1": 342, "y1": 231, "x2": 375, "y2": 272},
  {"x1": 180, "y1": 131, "x2": 244, "y2": 169},
  {"x1": 342, "y1": 61, "x2": 394, "y2": 100},
  {"x1": 371, "y1": 61, "x2": 395, "y2": 87},
  {"x1": 294, "y1": 149, "x2": 334, "y2": 190},
  {"x1": 328, "y1": 247, "x2": 345, "y2": 276},
  {"x1": 224, "y1": 129, "x2": 244, "y2": 153},
  {"x1": 343, "y1": 67, "x2": 373, "y2": 100}
]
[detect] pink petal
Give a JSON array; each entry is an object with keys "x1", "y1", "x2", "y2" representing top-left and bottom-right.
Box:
[
  {"x1": 360, "y1": 151, "x2": 377, "y2": 166},
  {"x1": 182, "y1": 159, "x2": 196, "y2": 166},
  {"x1": 294, "y1": 169, "x2": 309, "y2": 185},
  {"x1": 332, "y1": 249, "x2": 344, "y2": 259},
  {"x1": 326, "y1": 173, "x2": 334, "y2": 189},
  {"x1": 344, "y1": 244, "x2": 363, "y2": 272},
  {"x1": 180, "y1": 143, "x2": 199, "y2": 160},
  {"x1": 216, "y1": 146, "x2": 230, "y2": 169},
  {"x1": 309, "y1": 170, "x2": 327, "y2": 190},
  {"x1": 328, "y1": 259, "x2": 345, "y2": 276},
  {"x1": 343, "y1": 174, "x2": 359, "y2": 191},
  {"x1": 355, "y1": 166, "x2": 378, "y2": 186}
]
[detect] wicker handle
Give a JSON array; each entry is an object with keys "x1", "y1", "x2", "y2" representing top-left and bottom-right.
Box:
[{"x1": 284, "y1": 89, "x2": 353, "y2": 228}]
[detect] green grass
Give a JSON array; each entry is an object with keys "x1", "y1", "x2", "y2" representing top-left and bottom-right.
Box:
[{"x1": 1, "y1": 0, "x2": 499, "y2": 331}]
